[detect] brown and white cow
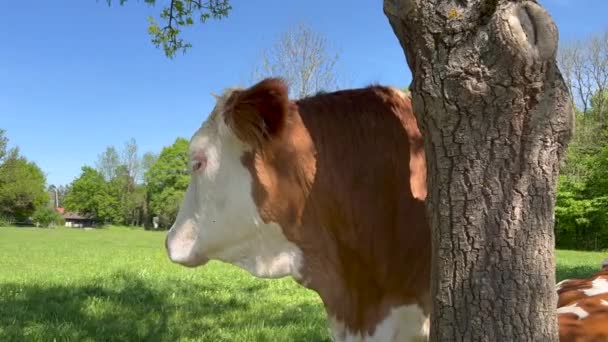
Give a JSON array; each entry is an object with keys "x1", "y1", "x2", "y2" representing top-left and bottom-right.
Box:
[
  {"x1": 164, "y1": 77, "x2": 606, "y2": 341},
  {"x1": 556, "y1": 259, "x2": 608, "y2": 342},
  {"x1": 165, "y1": 77, "x2": 431, "y2": 341}
]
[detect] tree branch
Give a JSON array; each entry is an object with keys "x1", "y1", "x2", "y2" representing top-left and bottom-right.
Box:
[{"x1": 104, "y1": 0, "x2": 232, "y2": 58}]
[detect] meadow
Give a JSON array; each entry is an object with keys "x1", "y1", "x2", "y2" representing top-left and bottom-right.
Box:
[{"x1": 0, "y1": 226, "x2": 605, "y2": 342}]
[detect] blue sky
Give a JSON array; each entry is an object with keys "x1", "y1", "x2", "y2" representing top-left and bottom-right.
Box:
[{"x1": 1, "y1": 0, "x2": 607, "y2": 186}]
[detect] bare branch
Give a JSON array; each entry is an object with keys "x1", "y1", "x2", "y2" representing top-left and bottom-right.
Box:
[
  {"x1": 251, "y1": 23, "x2": 343, "y2": 99},
  {"x1": 558, "y1": 29, "x2": 608, "y2": 125}
]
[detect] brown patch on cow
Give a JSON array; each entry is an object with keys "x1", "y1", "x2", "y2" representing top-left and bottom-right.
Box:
[
  {"x1": 558, "y1": 270, "x2": 608, "y2": 342},
  {"x1": 226, "y1": 78, "x2": 431, "y2": 336},
  {"x1": 558, "y1": 293, "x2": 608, "y2": 342}
]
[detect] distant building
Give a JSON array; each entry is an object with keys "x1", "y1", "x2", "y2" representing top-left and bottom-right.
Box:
[{"x1": 62, "y1": 211, "x2": 95, "y2": 228}]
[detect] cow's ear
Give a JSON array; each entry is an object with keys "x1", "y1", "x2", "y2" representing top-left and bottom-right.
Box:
[{"x1": 224, "y1": 78, "x2": 290, "y2": 148}]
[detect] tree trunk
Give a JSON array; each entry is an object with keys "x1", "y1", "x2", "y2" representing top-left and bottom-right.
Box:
[{"x1": 383, "y1": 0, "x2": 574, "y2": 340}]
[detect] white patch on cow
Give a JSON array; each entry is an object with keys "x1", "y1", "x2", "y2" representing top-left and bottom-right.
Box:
[
  {"x1": 557, "y1": 303, "x2": 589, "y2": 320},
  {"x1": 329, "y1": 305, "x2": 429, "y2": 342},
  {"x1": 556, "y1": 278, "x2": 570, "y2": 292},
  {"x1": 227, "y1": 224, "x2": 304, "y2": 279},
  {"x1": 582, "y1": 278, "x2": 608, "y2": 297},
  {"x1": 601, "y1": 300, "x2": 608, "y2": 306},
  {"x1": 165, "y1": 88, "x2": 303, "y2": 280}
]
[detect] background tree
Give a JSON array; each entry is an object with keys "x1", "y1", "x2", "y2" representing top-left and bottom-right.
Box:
[
  {"x1": 64, "y1": 166, "x2": 120, "y2": 224},
  {"x1": 0, "y1": 130, "x2": 48, "y2": 223},
  {"x1": 96, "y1": 146, "x2": 121, "y2": 182},
  {"x1": 32, "y1": 206, "x2": 64, "y2": 228},
  {"x1": 87, "y1": 138, "x2": 150, "y2": 225},
  {"x1": 554, "y1": 29, "x2": 608, "y2": 251},
  {"x1": 117, "y1": 139, "x2": 143, "y2": 225},
  {"x1": 145, "y1": 138, "x2": 189, "y2": 229},
  {"x1": 554, "y1": 95, "x2": 608, "y2": 250},
  {"x1": 0, "y1": 129, "x2": 19, "y2": 164},
  {"x1": 251, "y1": 22, "x2": 343, "y2": 99},
  {"x1": 558, "y1": 30, "x2": 608, "y2": 167},
  {"x1": 104, "y1": 0, "x2": 232, "y2": 58},
  {"x1": 122, "y1": 138, "x2": 142, "y2": 183},
  {"x1": 108, "y1": 164, "x2": 146, "y2": 226},
  {"x1": 0, "y1": 156, "x2": 49, "y2": 222},
  {"x1": 0, "y1": 129, "x2": 7, "y2": 163},
  {"x1": 141, "y1": 152, "x2": 158, "y2": 229},
  {"x1": 384, "y1": 1, "x2": 573, "y2": 340},
  {"x1": 108, "y1": 165, "x2": 131, "y2": 225},
  {"x1": 141, "y1": 152, "x2": 158, "y2": 174}
]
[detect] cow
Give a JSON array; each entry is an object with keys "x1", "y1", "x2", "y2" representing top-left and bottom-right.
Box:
[
  {"x1": 164, "y1": 77, "x2": 431, "y2": 341},
  {"x1": 556, "y1": 259, "x2": 608, "y2": 342}
]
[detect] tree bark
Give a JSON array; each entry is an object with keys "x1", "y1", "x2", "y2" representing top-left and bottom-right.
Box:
[{"x1": 383, "y1": 0, "x2": 574, "y2": 340}]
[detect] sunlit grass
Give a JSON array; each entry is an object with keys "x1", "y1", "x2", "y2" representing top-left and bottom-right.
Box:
[
  {"x1": 0, "y1": 226, "x2": 329, "y2": 341},
  {"x1": 0, "y1": 226, "x2": 604, "y2": 341},
  {"x1": 555, "y1": 249, "x2": 606, "y2": 281}
]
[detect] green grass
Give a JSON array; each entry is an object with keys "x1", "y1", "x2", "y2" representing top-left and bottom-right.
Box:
[
  {"x1": 0, "y1": 226, "x2": 605, "y2": 341},
  {"x1": 555, "y1": 249, "x2": 606, "y2": 281},
  {"x1": 0, "y1": 226, "x2": 329, "y2": 341}
]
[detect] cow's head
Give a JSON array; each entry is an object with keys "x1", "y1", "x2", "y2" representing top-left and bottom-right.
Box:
[{"x1": 165, "y1": 78, "x2": 307, "y2": 280}]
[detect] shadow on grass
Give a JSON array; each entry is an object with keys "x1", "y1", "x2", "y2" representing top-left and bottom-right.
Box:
[
  {"x1": 0, "y1": 271, "x2": 330, "y2": 341},
  {"x1": 556, "y1": 264, "x2": 600, "y2": 282},
  {"x1": 0, "y1": 271, "x2": 251, "y2": 341},
  {"x1": 8, "y1": 264, "x2": 596, "y2": 341},
  {"x1": 273, "y1": 302, "x2": 332, "y2": 341}
]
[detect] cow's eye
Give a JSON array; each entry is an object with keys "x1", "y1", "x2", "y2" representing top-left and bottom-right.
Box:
[{"x1": 191, "y1": 155, "x2": 207, "y2": 173}]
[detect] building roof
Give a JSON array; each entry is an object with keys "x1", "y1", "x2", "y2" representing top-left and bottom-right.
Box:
[{"x1": 63, "y1": 212, "x2": 93, "y2": 220}]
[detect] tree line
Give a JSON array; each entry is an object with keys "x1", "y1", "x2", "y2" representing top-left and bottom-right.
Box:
[
  {"x1": 0, "y1": 129, "x2": 56, "y2": 226},
  {"x1": 555, "y1": 29, "x2": 608, "y2": 250},
  {"x1": 0, "y1": 128, "x2": 189, "y2": 230},
  {"x1": 63, "y1": 137, "x2": 188, "y2": 229}
]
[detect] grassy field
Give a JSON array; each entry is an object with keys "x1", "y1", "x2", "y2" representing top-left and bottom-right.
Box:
[
  {"x1": 0, "y1": 226, "x2": 605, "y2": 341},
  {"x1": 0, "y1": 226, "x2": 328, "y2": 341}
]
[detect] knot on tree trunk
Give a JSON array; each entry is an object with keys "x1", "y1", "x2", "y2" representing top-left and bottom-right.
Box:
[
  {"x1": 383, "y1": 0, "x2": 416, "y2": 19},
  {"x1": 493, "y1": 2, "x2": 558, "y2": 63}
]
